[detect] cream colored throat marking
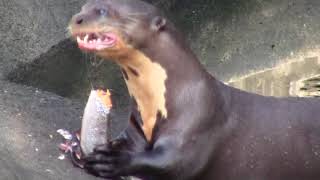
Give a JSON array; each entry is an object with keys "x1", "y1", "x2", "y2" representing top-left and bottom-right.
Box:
[{"x1": 119, "y1": 51, "x2": 168, "y2": 141}]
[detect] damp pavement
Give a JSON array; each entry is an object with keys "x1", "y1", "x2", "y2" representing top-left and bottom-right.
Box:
[{"x1": 0, "y1": 80, "x2": 127, "y2": 180}]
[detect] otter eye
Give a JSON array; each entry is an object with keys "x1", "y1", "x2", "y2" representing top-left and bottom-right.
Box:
[{"x1": 95, "y1": 8, "x2": 108, "y2": 16}]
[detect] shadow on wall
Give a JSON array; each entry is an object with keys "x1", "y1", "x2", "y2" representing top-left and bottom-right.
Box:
[
  {"x1": 147, "y1": 0, "x2": 320, "y2": 81},
  {"x1": 229, "y1": 49, "x2": 320, "y2": 97},
  {"x1": 6, "y1": 39, "x2": 129, "y2": 107},
  {"x1": 5, "y1": 0, "x2": 320, "y2": 100}
]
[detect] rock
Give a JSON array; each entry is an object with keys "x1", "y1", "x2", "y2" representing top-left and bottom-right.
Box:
[{"x1": 0, "y1": 0, "x2": 85, "y2": 79}]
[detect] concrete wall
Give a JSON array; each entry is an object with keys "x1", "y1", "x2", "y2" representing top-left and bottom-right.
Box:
[
  {"x1": 3, "y1": 0, "x2": 320, "y2": 99},
  {"x1": 0, "y1": 0, "x2": 85, "y2": 79},
  {"x1": 152, "y1": 0, "x2": 320, "y2": 80}
]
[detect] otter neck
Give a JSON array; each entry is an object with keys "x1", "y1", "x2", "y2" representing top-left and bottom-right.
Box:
[
  {"x1": 116, "y1": 49, "x2": 168, "y2": 142},
  {"x1": 143, "y1": 30, "x2": 208, "y2": 84},
  {"x1": 112, "y1": 31, "x2": 208, "y2": 142}
]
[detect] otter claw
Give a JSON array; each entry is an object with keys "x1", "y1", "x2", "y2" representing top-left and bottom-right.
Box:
[{"x1": 70, "y1": 150, "x2": 85, "y2": 168}]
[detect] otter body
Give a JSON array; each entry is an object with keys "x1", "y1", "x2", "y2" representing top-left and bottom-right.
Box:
[{"x1": 69, "y1": 0, "x2": 320, "y2": 179}]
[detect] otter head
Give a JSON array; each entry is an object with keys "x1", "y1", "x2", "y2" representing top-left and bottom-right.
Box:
[
  {"x1": 69, "y1": 0, "x2": 174, "y2": 141},
  {"x1": 69, "y1": 0, "x2": 167, "y2": 61}
]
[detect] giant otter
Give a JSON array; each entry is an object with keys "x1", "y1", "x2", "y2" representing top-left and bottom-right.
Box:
[{"x1": 68, "y1": 0, "x2": 320, "y2": 179}]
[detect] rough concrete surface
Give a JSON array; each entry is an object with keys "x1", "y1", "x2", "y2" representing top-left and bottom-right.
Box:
[
  {"x1": 0, "y1": 80, "x2": 128, "y2": 179},
  {"x1": 0, "y1": 0, "x2": 85, "y2": 79},
  {"x1": 154, "y1": 0, "x2": 320, "y2": 81},
  {"x1": 0, "y1": 0, "x2": 129, "y2": 179},
  {"x1": 229, "y1": 50, "x2": 320, "y2": 97},
  {"x1": 4, "y1": 0, "x2": 320, "y2": 100},
  {"x1": 0, "y1": 80, "x2": 96, "y2": 179}
]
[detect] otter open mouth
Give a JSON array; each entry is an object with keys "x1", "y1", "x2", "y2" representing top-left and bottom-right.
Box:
[{"x1": 76, "y1": 32, "x2": 117, "y2": 51}]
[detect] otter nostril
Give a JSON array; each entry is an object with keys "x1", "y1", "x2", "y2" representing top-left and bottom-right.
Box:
[{"x1": 76, "y1": 18, "x2": 84, "y2": 25}]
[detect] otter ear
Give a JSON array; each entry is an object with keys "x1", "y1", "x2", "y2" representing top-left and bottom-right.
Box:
[{"x1": 151, "y1": 16, "x2": 166, "y2": 31}]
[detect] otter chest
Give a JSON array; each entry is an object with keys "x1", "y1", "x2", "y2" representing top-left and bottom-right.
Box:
[{"x1": 119, "y1": 52, "x2": 168, "y2": 141}]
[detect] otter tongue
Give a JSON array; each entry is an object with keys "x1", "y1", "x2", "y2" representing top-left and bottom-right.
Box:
[{"x1": 95, "y1": 33, "x2": 117, "y2": 50}]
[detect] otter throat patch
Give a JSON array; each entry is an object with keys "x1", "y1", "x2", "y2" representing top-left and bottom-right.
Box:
[{"x1": 119, "y1": 50, "x2": 168, "y2": 141}]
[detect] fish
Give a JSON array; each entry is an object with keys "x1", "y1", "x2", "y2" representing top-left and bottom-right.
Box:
[
  {"x1": 80, "y1": 89, "x2": 113, "y2": 155},
  {"x1": 58, "y1": 89, "x2": 113, "y2": 167}
]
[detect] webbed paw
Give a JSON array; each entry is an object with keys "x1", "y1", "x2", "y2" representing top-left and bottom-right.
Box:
[{"x1": 83, "y1": 144, "x2": 133, "y2": 179}]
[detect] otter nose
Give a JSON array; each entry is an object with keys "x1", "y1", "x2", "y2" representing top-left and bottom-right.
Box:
[
  {"x1": 75, "y1": 16, "x2": 84, "y2": 25},
  {"x1": 76, "y1": 18, "x2": 83, "y2": 25}
]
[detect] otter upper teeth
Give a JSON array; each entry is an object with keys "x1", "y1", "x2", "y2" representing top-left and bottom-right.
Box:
[
  {"x1": 84, "y1": 34, "x2": 89, "y2": 43},
  {"x1": 77, "y1": 36, "x2": 82, "y2": 43},
  {"x1": 76, "y1": 34, "x2": 103, "y2": 44}
]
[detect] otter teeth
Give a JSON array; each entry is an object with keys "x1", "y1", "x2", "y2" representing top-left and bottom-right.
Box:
[
  {"x1": 76, "y1": 36, "x2": 82, "y2": 43},
  {"x1": 84, "y1": 34, "x2": 89, "y2": 43},
  {"x1": 76, "y1": 34, "x2": 104, "y2": 45}
]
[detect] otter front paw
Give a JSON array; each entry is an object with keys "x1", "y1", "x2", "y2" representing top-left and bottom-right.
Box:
[{"x1": 83, "y1": 144, "x2": 133, "y2": 179}]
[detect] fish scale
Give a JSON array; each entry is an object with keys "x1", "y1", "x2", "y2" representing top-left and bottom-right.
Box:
[{"x1": 80, "y1": 89, "x2": 112, "y2": 156}]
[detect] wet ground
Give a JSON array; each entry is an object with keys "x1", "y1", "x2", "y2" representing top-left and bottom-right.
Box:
[{"x1": 0, "y1": 80, "x2": 127, "y2": 180}]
